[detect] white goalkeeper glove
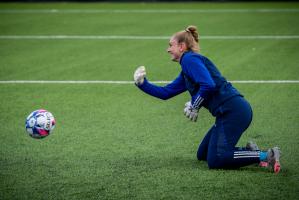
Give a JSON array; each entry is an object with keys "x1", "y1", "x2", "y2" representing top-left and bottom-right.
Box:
[
  {"x1": 134, "y1": 66, "x2": 146, "y2": 85},
  {"x1": 183, "y1": 101, "x2": 199, "y2": 122}
]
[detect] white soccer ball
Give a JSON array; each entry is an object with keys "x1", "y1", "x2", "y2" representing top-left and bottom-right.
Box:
[{"x1": 25, "y1": 109, "x2": 56, "y2": 139}]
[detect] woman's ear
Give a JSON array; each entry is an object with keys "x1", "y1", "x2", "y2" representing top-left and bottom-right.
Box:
[{"x1": 179, "y1": 42, "x2": 187, "y2": 52}]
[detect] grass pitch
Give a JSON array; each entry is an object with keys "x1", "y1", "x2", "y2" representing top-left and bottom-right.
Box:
[{"x1": 1, "y1": 2, "x2": 299, "y2": 199}]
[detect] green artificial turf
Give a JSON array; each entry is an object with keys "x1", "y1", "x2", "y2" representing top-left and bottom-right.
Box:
[{"x1": 0, "y1": 2, "x2": 299, "y2": 199}]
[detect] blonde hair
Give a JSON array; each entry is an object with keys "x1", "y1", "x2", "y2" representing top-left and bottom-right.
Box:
[{"x1": 173, "y1": 25, "x2": 199, "y2": 52}]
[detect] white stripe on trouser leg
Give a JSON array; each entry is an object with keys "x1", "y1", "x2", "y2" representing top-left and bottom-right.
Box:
[{"x1": 234, "y1": 151, "x2": 260, "y2": 159}]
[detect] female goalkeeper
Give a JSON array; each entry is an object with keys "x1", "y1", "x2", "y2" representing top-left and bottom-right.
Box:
[{"x1": 133, "y1": 25, "x2": 281, "y2": 173}]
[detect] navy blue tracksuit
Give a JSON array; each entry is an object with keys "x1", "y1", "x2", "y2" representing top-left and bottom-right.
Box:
[{"x1": 137, "y1": 51, "x2": 260, "y2": 169}]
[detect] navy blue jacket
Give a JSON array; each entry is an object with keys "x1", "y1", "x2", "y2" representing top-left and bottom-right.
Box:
[{"x1": 137, "y1": 51, "x2": 242, "y2": 116}]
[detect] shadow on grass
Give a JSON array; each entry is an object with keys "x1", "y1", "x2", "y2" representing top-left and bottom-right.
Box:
[{"x1": 107, "y1": 154, "x2": 281, "y2": 175}]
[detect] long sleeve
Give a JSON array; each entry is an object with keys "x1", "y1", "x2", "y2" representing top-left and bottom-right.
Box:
[
  {"x1": 137, "y1": 73, "x2": 187, "y2": 100},
  {"x1": 181, "y1": 54, "x2": 216, "y2": 109}
]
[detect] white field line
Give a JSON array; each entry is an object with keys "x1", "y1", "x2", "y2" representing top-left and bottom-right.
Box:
[
  {"x1": 1, "y1": 35, "x2": 299, "y2": 40},
  {"x1": 0, "y1": 80, "x2": 299, "y2": 84},
  {"x1": 0, "y1": 9, "x2": 299, "y2": 14}
]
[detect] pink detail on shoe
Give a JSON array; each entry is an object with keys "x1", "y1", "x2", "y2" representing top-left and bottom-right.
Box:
[
  {"x1": 259, "y1": 161, "x2": 268, "y2": 167},
  {"x1": 274, "y1": 162, "x2": 281, "y2": 174}
]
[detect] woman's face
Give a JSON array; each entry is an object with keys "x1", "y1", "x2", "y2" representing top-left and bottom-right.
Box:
[{"x1": 167, "y1": 37, "x2": 185, "y2": 62}]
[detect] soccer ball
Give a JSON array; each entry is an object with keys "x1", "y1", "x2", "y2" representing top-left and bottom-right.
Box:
[{"x1": 25, "y1": 109, "x2": 56, "y2": 139}]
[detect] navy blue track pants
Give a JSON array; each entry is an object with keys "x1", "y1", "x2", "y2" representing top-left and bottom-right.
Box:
[{"x1": 197, "y1": 96, "x2": 260, "y2": 169}]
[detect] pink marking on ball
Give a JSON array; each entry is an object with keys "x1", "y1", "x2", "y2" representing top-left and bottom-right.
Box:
[{"x1": 38, "y1": 129, "x2": 49, "y2": 136}]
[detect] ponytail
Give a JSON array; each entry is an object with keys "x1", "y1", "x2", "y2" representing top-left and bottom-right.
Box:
[
  {"x1": 185, "y1": 25, "x2": 199, "y2": 43},
  {"x1": 173, "y1": 25, "x2": 200, "y2": 52}
]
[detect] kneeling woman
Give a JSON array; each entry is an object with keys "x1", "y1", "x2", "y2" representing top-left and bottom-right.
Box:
[{"x1": 133, "y1": 25, "x2": 280, "y2": 173}]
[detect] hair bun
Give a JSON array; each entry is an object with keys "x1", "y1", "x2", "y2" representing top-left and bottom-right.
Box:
[
  {"x1": 186, "y1": 25, "x2": 197, "y2": 32},
  {"x1": 186, "y1": 25, "x2": 199, "y2": 42}
]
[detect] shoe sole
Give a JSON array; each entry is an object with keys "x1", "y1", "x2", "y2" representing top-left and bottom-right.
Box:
[
  {"x1": 270, "y1": 147, "x2": 281, "y2": 174},
  {"x1": 274, "y1": 161, "x2": 281, "y2": 174}
]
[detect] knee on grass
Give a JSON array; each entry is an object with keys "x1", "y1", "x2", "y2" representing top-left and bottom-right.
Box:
[{"x1": 207, "y1": 155, "x2": 230, "y2": 169}]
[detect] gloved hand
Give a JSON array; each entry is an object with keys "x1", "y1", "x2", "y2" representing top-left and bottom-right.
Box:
[
  {"x1": 134, "y1": 66, "x2": 146, "y2": 85},
  {"x1": 183, "y1": 101, "x2": 199, "y2": 122}
]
